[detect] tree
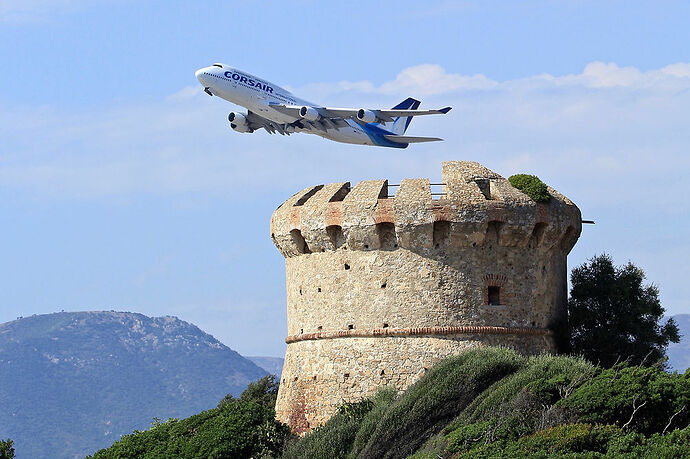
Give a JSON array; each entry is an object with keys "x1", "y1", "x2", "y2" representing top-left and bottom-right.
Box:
[
  {"x1": 0, "y1": 439, "x2": 15, "y2": 459},
  {"x1": 568, "y1": 254, "x2": 680, "y2": 368}
]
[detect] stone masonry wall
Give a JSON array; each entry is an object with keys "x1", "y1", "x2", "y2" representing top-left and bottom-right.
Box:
[{"x1": 270, "y1": 161, "x2": 581, "y2": 434}]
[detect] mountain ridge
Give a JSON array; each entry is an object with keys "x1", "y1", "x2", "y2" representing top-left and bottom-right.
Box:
[{"x1": 0, "y1": 310, "x2": 267, "y2": 459}]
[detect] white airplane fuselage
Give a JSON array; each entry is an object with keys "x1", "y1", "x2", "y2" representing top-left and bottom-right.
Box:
[{"x1": 195, "y1": 64, "x2": 385, "y2": 146}]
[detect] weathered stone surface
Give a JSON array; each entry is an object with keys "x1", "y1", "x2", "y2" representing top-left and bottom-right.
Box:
[{"x1": 270, "y1": 161, "x2": 582, "y2": 434}]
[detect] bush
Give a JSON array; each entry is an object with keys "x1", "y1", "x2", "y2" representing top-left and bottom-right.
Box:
[
  {"x1": 557, "y1": 364, "x2": 690, "y2": 435},
  {"x1": 88, "y1": 376, "x2": 292, "y2": 459},
  {"x1": 508, "y1": 174, "x2": 551, "y2": 203},
  {"x1": 515, "y1": 423, "x2": 620, "y2": 454},
  {"x1": 281, "y1": 398, "x2": 372, "y2": 459},
  {"x1": 455, "y1": 423, "x2": 622, "y2": 457},
  {"x1": 282, "y1": 389, "x2": 396, "y2": 459},
  {"x1": 456, "y1": 354, "x2": 593, "y2": 425},
  {"x1": 358, "y1": 347, "x2": 524, "y2": 459},
  {"x1": 455, "y1": 424, "x2": 690, "y2": 457},
  {"x1": 608, "y1": 425, "x2": 690, "y2": 456},
  {"x1": 439, "y1": 354, "x2": 594, "y2": 454},
  {"x1": 349, "y1": 388, "x2": 397, "y2": 457}
]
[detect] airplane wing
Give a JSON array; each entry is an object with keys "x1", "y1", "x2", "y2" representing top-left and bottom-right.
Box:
[
  {"x1": 268, "y1": 103, "x2": 451, "y2": 123},
  {"x1": 244, "y1": 110, "x2": 343, "y2": 135},
  {"x1": 245, "y1": 110, "x2": 292, "y2": 135}
]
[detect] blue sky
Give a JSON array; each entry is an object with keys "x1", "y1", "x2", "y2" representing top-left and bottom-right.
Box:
[{"x1": 1, "y1": 1, "x2": 689, "y2": 357}]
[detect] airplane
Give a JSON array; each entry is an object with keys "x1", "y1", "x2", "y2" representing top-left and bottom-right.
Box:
[{"x1": 195, "y1": 64, "x2": 452, "y2": 148}]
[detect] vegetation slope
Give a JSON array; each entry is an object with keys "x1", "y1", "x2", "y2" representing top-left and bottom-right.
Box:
[{"x1": 90, "y1": 347, "x2": 689, "y2": 458}]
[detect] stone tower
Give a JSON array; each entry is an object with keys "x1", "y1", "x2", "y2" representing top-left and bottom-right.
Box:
[{"x1": 270, "y1": 161, "x2": 581, "y2": 434}]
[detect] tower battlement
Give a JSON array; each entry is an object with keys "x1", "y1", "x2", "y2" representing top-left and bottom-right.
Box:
[
  {"x1": 271, "y1": 161, "x2": 580, "y2": 258},
  {"x1": 271, "y1": 161, "x2": 581, "y2": 434}
]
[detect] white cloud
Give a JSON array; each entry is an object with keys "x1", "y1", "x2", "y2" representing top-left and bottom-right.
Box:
[
  {"x1": 379, "y1": 64, "x2": 497, "y2": 96},
  {"x1": 295, "y1": 61, "x2": 690, "y2": 100},
  {"x1": 661, "y1": 62, "x2": 690, "y2": 78}
]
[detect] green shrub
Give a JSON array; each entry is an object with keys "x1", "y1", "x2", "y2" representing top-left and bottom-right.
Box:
[
  {"x1": 456, "y1": 354, "x2": 593, "y2": 425},
  {"x1": 358, "y1": 347, "x2": 524, "y2": 459},
  {"x1": 446, "y1": 421, "x2": 494, "y2": 453},
  {"x1": 349, "y1": 388, "x2": 397, "y2": 457},
  {"x1": 87, "y1": 376, "x2": 292, "y2": 459},
  {"x1": 456, "y1": 424, "x2": 690, "y2": 458},
  {"x1": 508, "y1": 174, "x2": 551, "y2": 203},
  {"x1": 607, "y1": 425, "x2": 690, "y2": 457},
  {"x1": 282, "y1": 396, "x2": 380, "y2": 459},
  {"x1": 455, "y1": 423, "x2": 622, "y2": 457},
  {"x1": 516, "y1": 423, "x2": 620, "y2": 454},
  {"x1": 558, "y1": 364, "x2": 690, "y2": 435}
]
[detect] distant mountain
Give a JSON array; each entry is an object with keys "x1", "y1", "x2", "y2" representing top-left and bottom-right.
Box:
[
  {"x1": 247, "y1": 356, "x2": 284, "y2": 376},
  {"x1": 0, "y1": 311, "x2": 267, "y2": 459},
  {"x1": 666, "y1": 313, "x2": 690, "y2": 373}
]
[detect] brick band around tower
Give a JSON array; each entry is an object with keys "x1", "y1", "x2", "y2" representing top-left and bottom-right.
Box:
[{"x1": 270, "y1": 161, "x2": 581, "y2": 434}]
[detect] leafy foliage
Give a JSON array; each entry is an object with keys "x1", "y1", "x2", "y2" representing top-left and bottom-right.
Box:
[
  {"x1": 358, "y1": 348, "x2": 523, "y2": 459},
  {"x1": 450, "y1": 424, "x2": 690, "y2": 458},
  {"x1": 508, "y1": 174, "x2": 551, "y2": 202},
  {"x1": 459, "y1": 423, "x2": 623, "y2": 457},
  {"x1": 568, "y1": 254, "x2": 680, "y2": 367},
  {"x1": 0, "y1": 439, "x2": 14, "y2": 459},
  {"x1": 88, "y1": 376, "x2": 293, "y2": 459},
  {"x1": 558, "y1": 364, "x2": 690, "y2": 435},
  {"x1": 349, "y1": 388, "x2": 397, "y2": 457},
  {"x1": 281, "y1": 392, "x2": 393, "y2": 459}
]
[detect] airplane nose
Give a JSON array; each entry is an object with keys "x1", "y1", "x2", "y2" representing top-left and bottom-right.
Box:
[{"x1": 195, "y1": 68, "x2": 205, "y2": 83}]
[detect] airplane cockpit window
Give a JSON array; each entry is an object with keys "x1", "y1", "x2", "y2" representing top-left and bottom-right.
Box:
[{"x1": 212, "y1": 64, "x2": 223, "y2": 68}]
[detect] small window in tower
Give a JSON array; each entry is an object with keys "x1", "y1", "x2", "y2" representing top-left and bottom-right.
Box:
[
  {"x1": 488, "y1": 286, "x2": 501, "y2": 305},
  {"x1": 348, "y1": 324, "x2": 354, "y2": 330}
]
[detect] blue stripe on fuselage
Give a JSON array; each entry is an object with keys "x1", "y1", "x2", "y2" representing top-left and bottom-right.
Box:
[{"x1": 357, "y1": 122, "x2": 408, "y2": 148}]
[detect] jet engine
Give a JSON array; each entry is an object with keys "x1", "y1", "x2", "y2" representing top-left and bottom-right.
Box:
[
  {"x1": 356, "y1": 109, "x2": 377, "y2": 123},
  {"x1": 299, "y1": 106, "x2": 320, "y2": 121},
  {"x1": 228, "y1": 112, "x2": 252, "y2": 133}
]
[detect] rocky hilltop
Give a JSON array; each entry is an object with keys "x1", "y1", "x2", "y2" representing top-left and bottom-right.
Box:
[{"x1": 0, "y1": 311, "x2": 267, "y2": 459}]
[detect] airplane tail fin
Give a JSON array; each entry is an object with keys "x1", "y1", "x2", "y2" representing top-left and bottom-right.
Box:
[{"x1": 389, "y1": 97, "x2": 421, "y2": 135}]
